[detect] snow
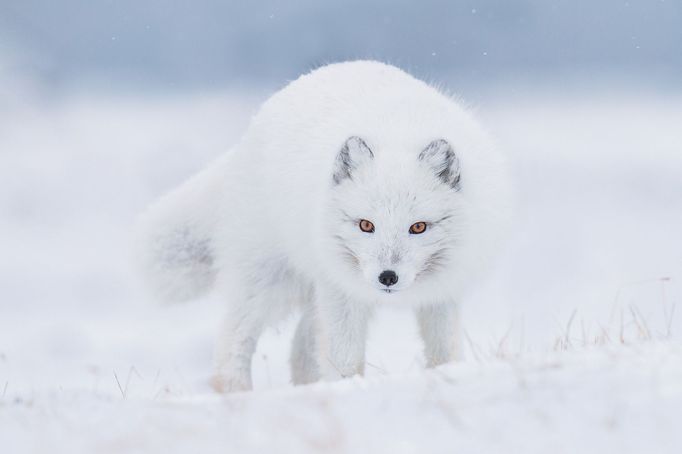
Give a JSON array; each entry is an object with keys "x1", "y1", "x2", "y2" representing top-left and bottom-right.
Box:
[
  {"x1": 3, "y1": 341, "x2": 682, "y2": 453},
  {"x1": 1, "y1": 82, "x2": 681, "y2": 453}
]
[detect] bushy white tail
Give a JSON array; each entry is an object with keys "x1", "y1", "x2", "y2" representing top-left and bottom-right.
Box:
[{"x1": 135, "y1": 163, "x2": 224, "y2": 303}]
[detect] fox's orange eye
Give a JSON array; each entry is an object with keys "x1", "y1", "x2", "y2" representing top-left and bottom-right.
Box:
[
  {"x1": 409, "y1": 222, "x2": 427, "y2": 234},
  {"x1": 359, "y1": 219, "x2": 375, "y2": 233}
]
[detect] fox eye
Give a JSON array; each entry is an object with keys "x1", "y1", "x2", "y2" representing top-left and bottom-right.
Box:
[
  {"x1": 409, "y1": 222, "x2": 427, "y2": 234},
  {"x1": 359, "y1": 219, "x2": 375, "y2": 233}
]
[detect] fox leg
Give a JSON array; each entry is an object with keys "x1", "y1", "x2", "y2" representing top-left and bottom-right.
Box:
[
  {"x1": 290, "y1": 308, "x2": 321, "y2": 385},
  {"x1": 315, "y1": 284, "x2": 373, "y2": 381},
  {"x1": 211, "y1": 285, "x2": 270, "y2": 393},
  {"x1": 416, "y1": 303, "x2": 460, "y2": 368}
]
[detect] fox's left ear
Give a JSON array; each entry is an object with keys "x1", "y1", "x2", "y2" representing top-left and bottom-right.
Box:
[
  {"x1": 332, "y1": 136, "x2": 374, "y2": 185},
  {"x1": 419, "y1": 139, "x2": 461, "y2": 190}
]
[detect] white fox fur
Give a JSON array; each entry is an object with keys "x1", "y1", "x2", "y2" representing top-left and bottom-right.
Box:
[{"x1": 135, "y1": 61, "x2": 511, "y2": 392}]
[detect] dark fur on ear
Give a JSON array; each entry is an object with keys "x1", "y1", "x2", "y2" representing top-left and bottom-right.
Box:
[
  {"x1": 332, "y1": 136, "x2": 374, "y2": 185},
  {"x1": 419, "y1": 139, "x2": 461, "y2": 190}
]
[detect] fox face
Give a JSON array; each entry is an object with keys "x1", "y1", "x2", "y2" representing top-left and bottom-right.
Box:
[{"x1": 325, "y1": 136, "x2": 464, "y2": 297}]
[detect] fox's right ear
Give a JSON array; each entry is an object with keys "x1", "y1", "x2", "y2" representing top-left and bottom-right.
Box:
[{"x1": 332, "y1": 136, "x2": 374, "y2": 185}]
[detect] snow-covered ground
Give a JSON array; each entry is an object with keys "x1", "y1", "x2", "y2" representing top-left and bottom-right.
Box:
[
  {"x1": 4, "y1": 343, "x2": 682, "y2": 454},
  {"x1": 1, "y1": 81, "x2": 681, "y2": 453}
]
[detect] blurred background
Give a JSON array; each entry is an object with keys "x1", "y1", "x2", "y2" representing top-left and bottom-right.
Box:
[
  {"x1": 2, "y1": 0, "x2": 682, "y2": 91},
  {"x1": 1, "y1": 1, "x2": 681, "y2": 394}
]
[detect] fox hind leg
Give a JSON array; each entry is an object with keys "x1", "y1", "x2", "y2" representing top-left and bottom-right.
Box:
[
  {"x1": 212, "y1": 260, "x2": 302, "y2": 392},
  {"x1": 290, "y1": 308, "x2": 321, "y2": 385}
]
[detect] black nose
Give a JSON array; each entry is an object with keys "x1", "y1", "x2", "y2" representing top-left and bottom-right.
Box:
[{"x1": 378, "y1": 270, "x2": 399, "y2": 287}]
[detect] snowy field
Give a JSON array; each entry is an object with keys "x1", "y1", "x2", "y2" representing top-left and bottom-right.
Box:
[{"x1": 1, "y1": 80, "x2": 681, "y2": 453}]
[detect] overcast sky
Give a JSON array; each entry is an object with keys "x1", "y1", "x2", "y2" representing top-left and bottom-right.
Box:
[{"x1": 1, "y1": 0, "x2": 681, "y2": 90}]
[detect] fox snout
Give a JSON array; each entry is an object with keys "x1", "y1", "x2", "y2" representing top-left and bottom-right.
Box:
[{"x1": 378, "y1": 269, "x2": 399, "y2": 287}]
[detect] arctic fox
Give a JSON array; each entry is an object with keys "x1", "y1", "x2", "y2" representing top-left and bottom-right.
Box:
[{"x1": 136, "y1": 61, "x2": 510, "y2": 392}]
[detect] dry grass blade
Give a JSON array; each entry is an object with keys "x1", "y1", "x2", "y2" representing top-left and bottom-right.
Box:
[
  {"x1": 665, "y1": 301, "x2": 676, "y2": 339},
  {"x1": 365, "y1": 361, "x2": 387, "y2": 375},
  {"x1": 564, "y1": 309, "x2": 577, "y2": 348},
  {"x1": 629, "y1": 305, "x2": 651, "y2": 341},
  {"x1": 463, "y1": 330, "x2": 482, "y2": 362},
  {"x1": 114, "y1": 371, "x2": 126, "y2": 399},
  {"x1": 495, "y1": 325, "x2": 514, "y2": 359}
]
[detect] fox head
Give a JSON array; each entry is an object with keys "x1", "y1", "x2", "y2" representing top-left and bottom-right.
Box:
[{"x1": 324, "y1": 136, "x2": 465, "y2": 299}]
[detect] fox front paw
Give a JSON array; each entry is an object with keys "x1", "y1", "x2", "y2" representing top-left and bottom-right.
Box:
[{"x1": 210, "y1": 373, "x2": 252, "y2": 393}]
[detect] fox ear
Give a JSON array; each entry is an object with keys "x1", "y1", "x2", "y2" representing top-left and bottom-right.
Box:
[
  {"x1": 332, "y1": 136, "x2": 374, "y2": 185},
  {"x1": 419, "y1": 139, "x2": 461, "y2": 190}
]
